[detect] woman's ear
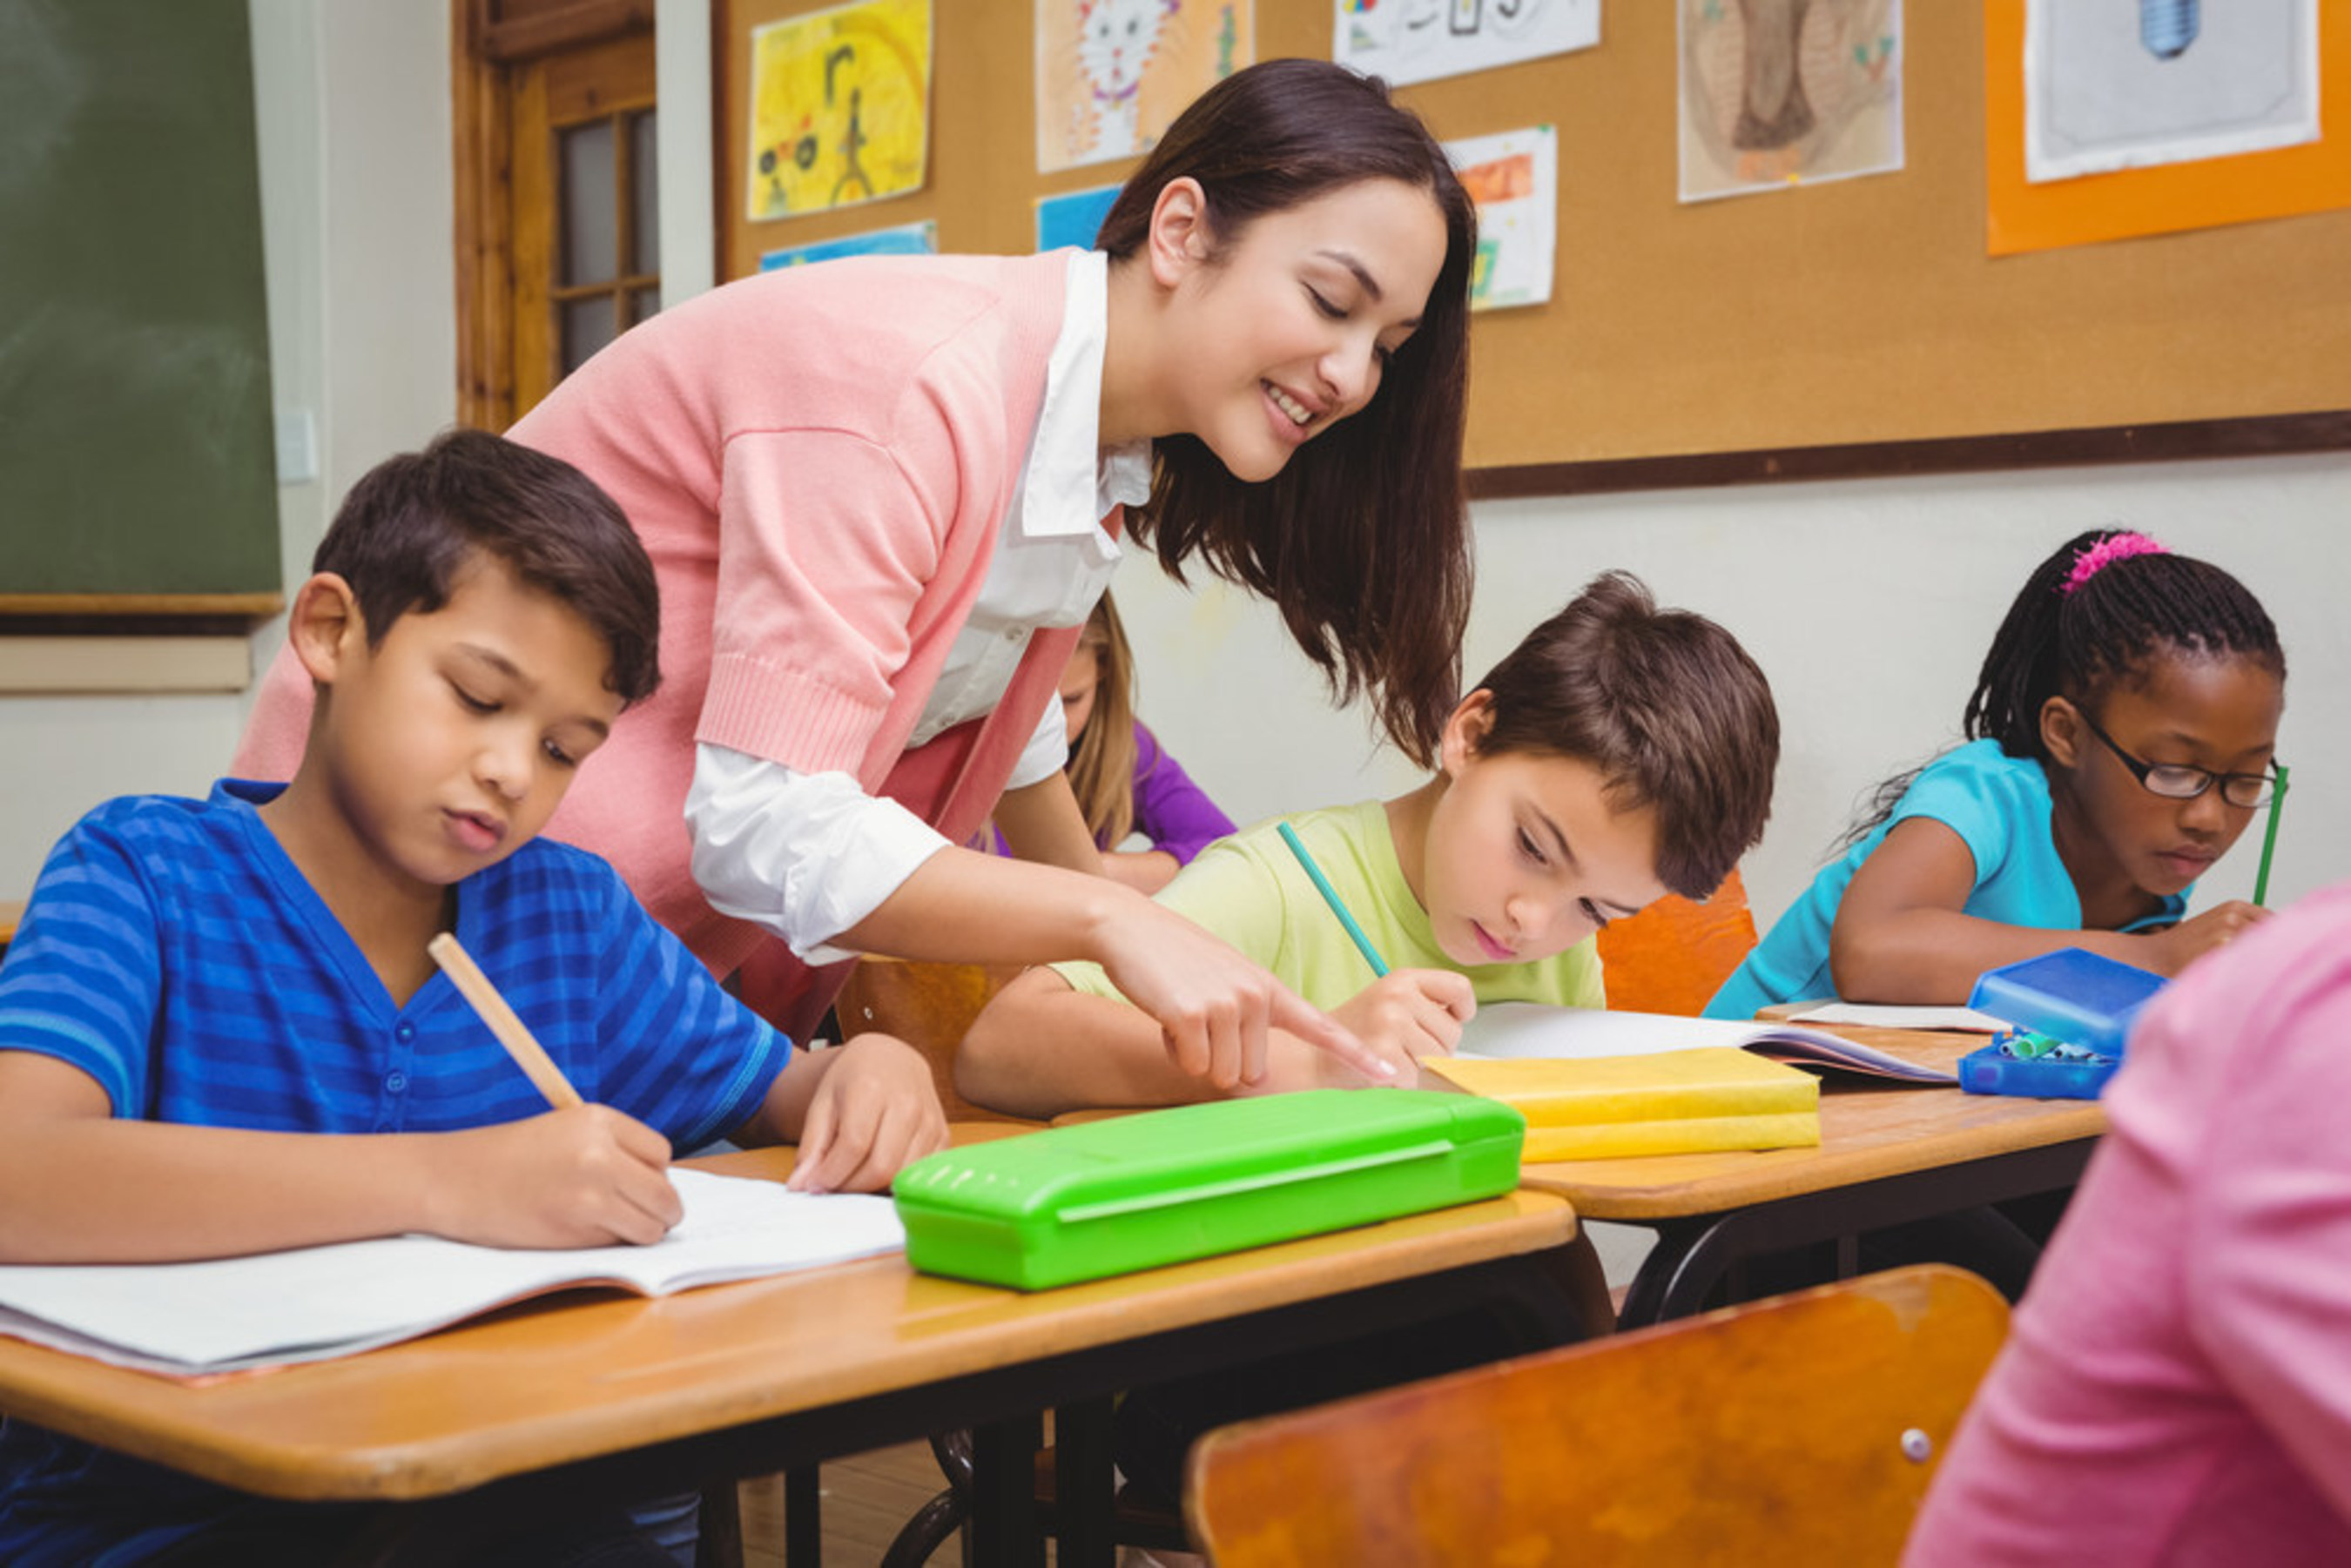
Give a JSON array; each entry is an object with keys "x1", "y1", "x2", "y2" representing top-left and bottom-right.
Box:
[
  {"x1": 2039, "y1": 694, "x2": 2085, "y2": 769},
  {"x1": 284, "y1": 572, "x2": 366, "y2": 686},
  {"x1": 1144, "y1": 176, "x2": 1213, "y2": 289},
  {"x1": 1438, "y1": 689, "x2": 1496, "y2": 779}
]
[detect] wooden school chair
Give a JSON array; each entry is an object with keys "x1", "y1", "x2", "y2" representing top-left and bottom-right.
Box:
[
  {"x1": 1593, "y1": 866, "x2": 1757, "y2": 1015},
  {"x1": 1185, "y1": 1262, "x2": 2008, "y2": 1568},
  {"x1": 831, "y1": 955, "x2": 1034, "y2": 1122}
]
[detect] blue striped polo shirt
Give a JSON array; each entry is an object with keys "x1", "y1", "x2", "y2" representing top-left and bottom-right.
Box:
[{"x1": 0, "y1": 778, "x2": 793, "y2": 1564}]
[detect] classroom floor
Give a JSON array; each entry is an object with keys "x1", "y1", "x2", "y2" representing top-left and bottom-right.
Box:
[{"x1": 739, "y1": 1440, "x2": 972, "y2": 1566}]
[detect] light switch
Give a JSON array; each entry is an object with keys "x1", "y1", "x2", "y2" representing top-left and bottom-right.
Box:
[{"x1": 274, "y1": 407, "x2": 318, "y2": 485}]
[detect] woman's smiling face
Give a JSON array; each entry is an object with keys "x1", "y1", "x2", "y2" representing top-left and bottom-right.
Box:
[{"x1": 1156, "y1": 177, "x2": 1448, "y2": 482}]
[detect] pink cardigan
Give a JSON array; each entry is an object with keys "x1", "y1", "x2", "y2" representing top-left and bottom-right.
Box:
[{"x1": 237, "y1": 253, "x2": 1107, "y2": 1040}]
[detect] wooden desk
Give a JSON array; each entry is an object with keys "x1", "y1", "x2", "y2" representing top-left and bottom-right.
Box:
[
  {"x1": 1520, "y1": 1027, "x2": 2103, "y2": 1329},
  {"x1": 0, "y1": 1145, "x2": 1583, "y2": 1566}
]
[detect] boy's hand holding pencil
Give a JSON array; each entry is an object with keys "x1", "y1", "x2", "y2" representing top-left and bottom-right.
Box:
[
  {"x1": 428, "y1": 932, "x2": 684, "y2": 1248},
  {"x1": 1327, "y1": 969, "x2": 1478, "y2": 1087}
]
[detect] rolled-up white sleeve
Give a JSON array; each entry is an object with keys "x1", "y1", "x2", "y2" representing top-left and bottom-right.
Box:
[
  {"x1": 1004, "y1": 694, "x2": 1072, "y2": 791},
  {"x1": 686, "y1": 742, "x2": 950, "y2": 964}
]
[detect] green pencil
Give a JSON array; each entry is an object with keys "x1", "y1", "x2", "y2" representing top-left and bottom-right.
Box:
[
  {"x1": 1277, "y1": 821, "x2": 1391, "y2": 979},
  {"x1": 2253, "y1": 761, "x2": 2290, "y2": 907}
]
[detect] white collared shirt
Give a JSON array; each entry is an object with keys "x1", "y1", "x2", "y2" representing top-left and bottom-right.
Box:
[{"x1": 685, "y1": 250, "x2": 1149, "y2": 962}]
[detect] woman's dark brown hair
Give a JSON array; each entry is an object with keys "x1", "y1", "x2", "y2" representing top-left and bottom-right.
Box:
[{"x1": 1095, "y1": 57, "x2": 1477, "y2": 768}]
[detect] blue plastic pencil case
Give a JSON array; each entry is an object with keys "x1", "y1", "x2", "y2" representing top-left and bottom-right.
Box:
[
  {"x1": 1958, "y1": 947, "x2": 2167, "y2": 1100},
  {"x1": 892, "y1": 1089, "x2": 1526, "y2": 1290}
]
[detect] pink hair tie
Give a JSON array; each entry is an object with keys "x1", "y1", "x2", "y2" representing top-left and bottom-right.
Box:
[{"x1": 2061, "y1": 532, "x2": 2168, "y2": 596}]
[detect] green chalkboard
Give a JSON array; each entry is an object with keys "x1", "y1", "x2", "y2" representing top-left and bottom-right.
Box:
[{"x1": 0, "y1": 0, "x2": 279, "y2": 609}]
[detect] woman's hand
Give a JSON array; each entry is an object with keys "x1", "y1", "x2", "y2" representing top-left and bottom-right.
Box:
[{"x1": 1092, "y1": 897, "x2": 1389, "y2": 1092}]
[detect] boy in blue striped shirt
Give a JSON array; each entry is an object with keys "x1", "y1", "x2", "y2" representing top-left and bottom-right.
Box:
[{"x1": 0, "y1": 429, "x2": 946, "y2": 1565}]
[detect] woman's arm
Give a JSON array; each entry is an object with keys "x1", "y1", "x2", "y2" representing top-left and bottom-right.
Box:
[
  {"x1": 958, "y1": 964, "x2": 1465, "y2": 1120},
  {"x1": 1829, "y1": 818, "x2": 2258, "y2": 1002},
  {"x1": 838, "y1": 846, "x2": 1385, "y2": 1091},
  {"x1": 956, "y1": 966, "x2": 1220, "y2": 1117}
]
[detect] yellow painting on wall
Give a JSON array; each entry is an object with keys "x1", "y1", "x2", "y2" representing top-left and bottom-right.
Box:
[
  {"x1": 746, "y1": 0, "x2": 933, "y2": 222},
  {"x1": 1035, "y1": 0, "x2": 1253, "y2": 174}
]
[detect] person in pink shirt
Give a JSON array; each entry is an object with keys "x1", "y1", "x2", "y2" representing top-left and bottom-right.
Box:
[
  {"x1": 236, "y1": 60, "x2": 1478, "y2": 1085},
  {"x1": 1904, "y1": 876, "x2": 2351, "y2": 1568}
]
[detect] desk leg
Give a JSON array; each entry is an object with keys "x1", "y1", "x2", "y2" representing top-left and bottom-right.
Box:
[
  {"x1": 1615, "y1": 1143, "x2": 2092, "y2": 1329},
  {"x1": 1054, "y1": 1397, "x2": 1118, "y2": 1568},
  {"x1": 970, "y1": 1410, "x2": 1046, "y2": 1567},
  {"x1": 785, "y1": 1466, "x2": 822, "y2": 1568}
]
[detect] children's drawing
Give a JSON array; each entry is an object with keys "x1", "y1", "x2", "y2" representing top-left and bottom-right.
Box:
[
  {"x1": 1677, "y1": 0, "x2": 1904, "y2": 203},
  {"x1": 1334, "y1": 0, "x2": 1600, "y2": 91},
  {"x1": 759, "y1": 219, "x2": 939, "y2": 272},
  {"x1": 1035, "y1": 184, "x2": 1123, "y2": 252},
  {"x1": 1445, "y1": 126, "x2": 1556, "y2": 312},
  {"x1": 746, "y1": 0, "x2": 933, "y2": 222},
  {"x1": 2024, "y1": 0, "x2": 2316, "y2": 185},
  {"x1": 1036, "y1": 0, "x2": 1254, "y2": 173}
]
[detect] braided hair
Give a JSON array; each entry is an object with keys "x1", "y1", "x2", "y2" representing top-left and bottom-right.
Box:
[
  {"x1": 1836, "y1": 529, "x2": 2283, "y2": 852},
  {"x1": 1964, "y1": 528, "x2": 2283, "y2": 758}
]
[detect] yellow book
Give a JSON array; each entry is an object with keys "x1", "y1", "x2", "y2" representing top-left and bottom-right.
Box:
[{"x1": 1424, "y1": 1049, "x2": 1822, "y2": 1161}]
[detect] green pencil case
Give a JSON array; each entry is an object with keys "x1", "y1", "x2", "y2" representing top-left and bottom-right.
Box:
[{"x1": 893, "y1": 1089, "x2": 1527, "y2": 1290}]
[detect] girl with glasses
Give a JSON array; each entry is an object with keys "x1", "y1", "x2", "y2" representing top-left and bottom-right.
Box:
[{"x1": 1709, "y1": 528, "x2": 2286, "y2": 1018}]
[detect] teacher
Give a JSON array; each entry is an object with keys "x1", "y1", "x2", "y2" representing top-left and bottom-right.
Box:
[{"x1": 237, "y1": 59, "x2": 1477, "y2": 1087}]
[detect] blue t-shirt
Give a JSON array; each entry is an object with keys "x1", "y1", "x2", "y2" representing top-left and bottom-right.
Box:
[
  {"x1": 0, "y1": 779, "x2": 792, "y2": 1565},
  {"x1": 1706, "y1": 741, "x2": 2188, "y2": 1020}
]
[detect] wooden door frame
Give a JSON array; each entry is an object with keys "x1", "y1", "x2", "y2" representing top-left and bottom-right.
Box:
[{"x1": 452, "y1": 0, "x2": 655, "y2": 432}]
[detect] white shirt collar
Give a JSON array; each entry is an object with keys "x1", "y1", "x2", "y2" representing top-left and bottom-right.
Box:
[{"x1": 1020, "y1": 250, "x2": 1152, "y2": 539}]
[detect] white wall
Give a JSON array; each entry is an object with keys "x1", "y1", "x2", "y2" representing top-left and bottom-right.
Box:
[
  {"x1": 3, "y1": 4, "x2": 2342, "y2": 939},
  {"x1": 0, "y1": 1, "x2": 454, "y2": 898}
]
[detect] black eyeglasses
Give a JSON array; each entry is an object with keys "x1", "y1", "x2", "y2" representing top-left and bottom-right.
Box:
[{"x1": 2078, "y1": 710, "x2": 2286, "y2": 810}]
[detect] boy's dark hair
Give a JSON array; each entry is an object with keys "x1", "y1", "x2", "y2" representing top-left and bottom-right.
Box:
[
  {"x1": 1964, "y1": 528, "x2": 2284, "y2": 758},
  {"x1": 312, "y1": 427, "x2": 661, "y2": 704},
  {"x1": 1472, "y1": 572, "x2": 1779, "y2": 900},
  {"x1": 1096, "y1": 57, "x2": 1478, "y2": 771},
  {"x1": 1837, "y1": 528, "x2": 2284, "y2": 853}
]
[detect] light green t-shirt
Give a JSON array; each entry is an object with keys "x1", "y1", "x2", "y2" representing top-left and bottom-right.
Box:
[{"x1": 1053, "y1": 798, "x2": 1607, "y2": 1012}]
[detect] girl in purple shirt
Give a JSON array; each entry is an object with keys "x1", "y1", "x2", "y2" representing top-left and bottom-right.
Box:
[{"x1": 1056, "y1": 593, "x2": 1236, "y2": 892}]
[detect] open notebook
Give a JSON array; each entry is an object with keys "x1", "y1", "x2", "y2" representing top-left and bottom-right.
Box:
[
  {"x1": 1458, "y1": 1003, "x2": 1957, "y2": 1086},
  {"x1": 0, "y1": 1169, "x2": 905, "y2": 1378}
]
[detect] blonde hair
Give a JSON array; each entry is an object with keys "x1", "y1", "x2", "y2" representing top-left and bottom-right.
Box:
[{"x1": 1067, "y1": 594, "x2": 1141, "y2": 849}]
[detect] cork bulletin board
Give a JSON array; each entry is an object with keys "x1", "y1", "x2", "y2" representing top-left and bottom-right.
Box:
[{"x1": 715, "y1": 1, "x2": 2351, "y2": 488}]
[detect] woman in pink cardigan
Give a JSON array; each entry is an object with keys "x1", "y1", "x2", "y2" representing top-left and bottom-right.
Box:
[{"x1": 236, "y1": 60, "x2": 1476, "y2": 1087}]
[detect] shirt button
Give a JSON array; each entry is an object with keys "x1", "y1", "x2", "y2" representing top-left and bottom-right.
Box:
[
  {"x1": 394, "y1": 1022, "x2": 415, "y2": 1043},
  {"x1": 385, "y1": 1072, "x2": 408, "y2": 1094}
]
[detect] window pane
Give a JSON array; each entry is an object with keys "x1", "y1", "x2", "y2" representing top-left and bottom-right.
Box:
[
  {"x1": 629, "y1": 286, "x2": 660, "y2": 326},
  {"x1": 631, "y1": 110, "x2": 659, "y2": 276},
  {"x1": 562, "y1": 295, "x2": 620, "y2": 373},
  {"x1": 559, "y1": 119, "x2": 616, "y2": 286}
]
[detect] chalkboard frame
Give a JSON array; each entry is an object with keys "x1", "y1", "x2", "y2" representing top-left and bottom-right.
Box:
[{"x1": 0, "y1": 0, "x2": 282, "y2": 629}]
